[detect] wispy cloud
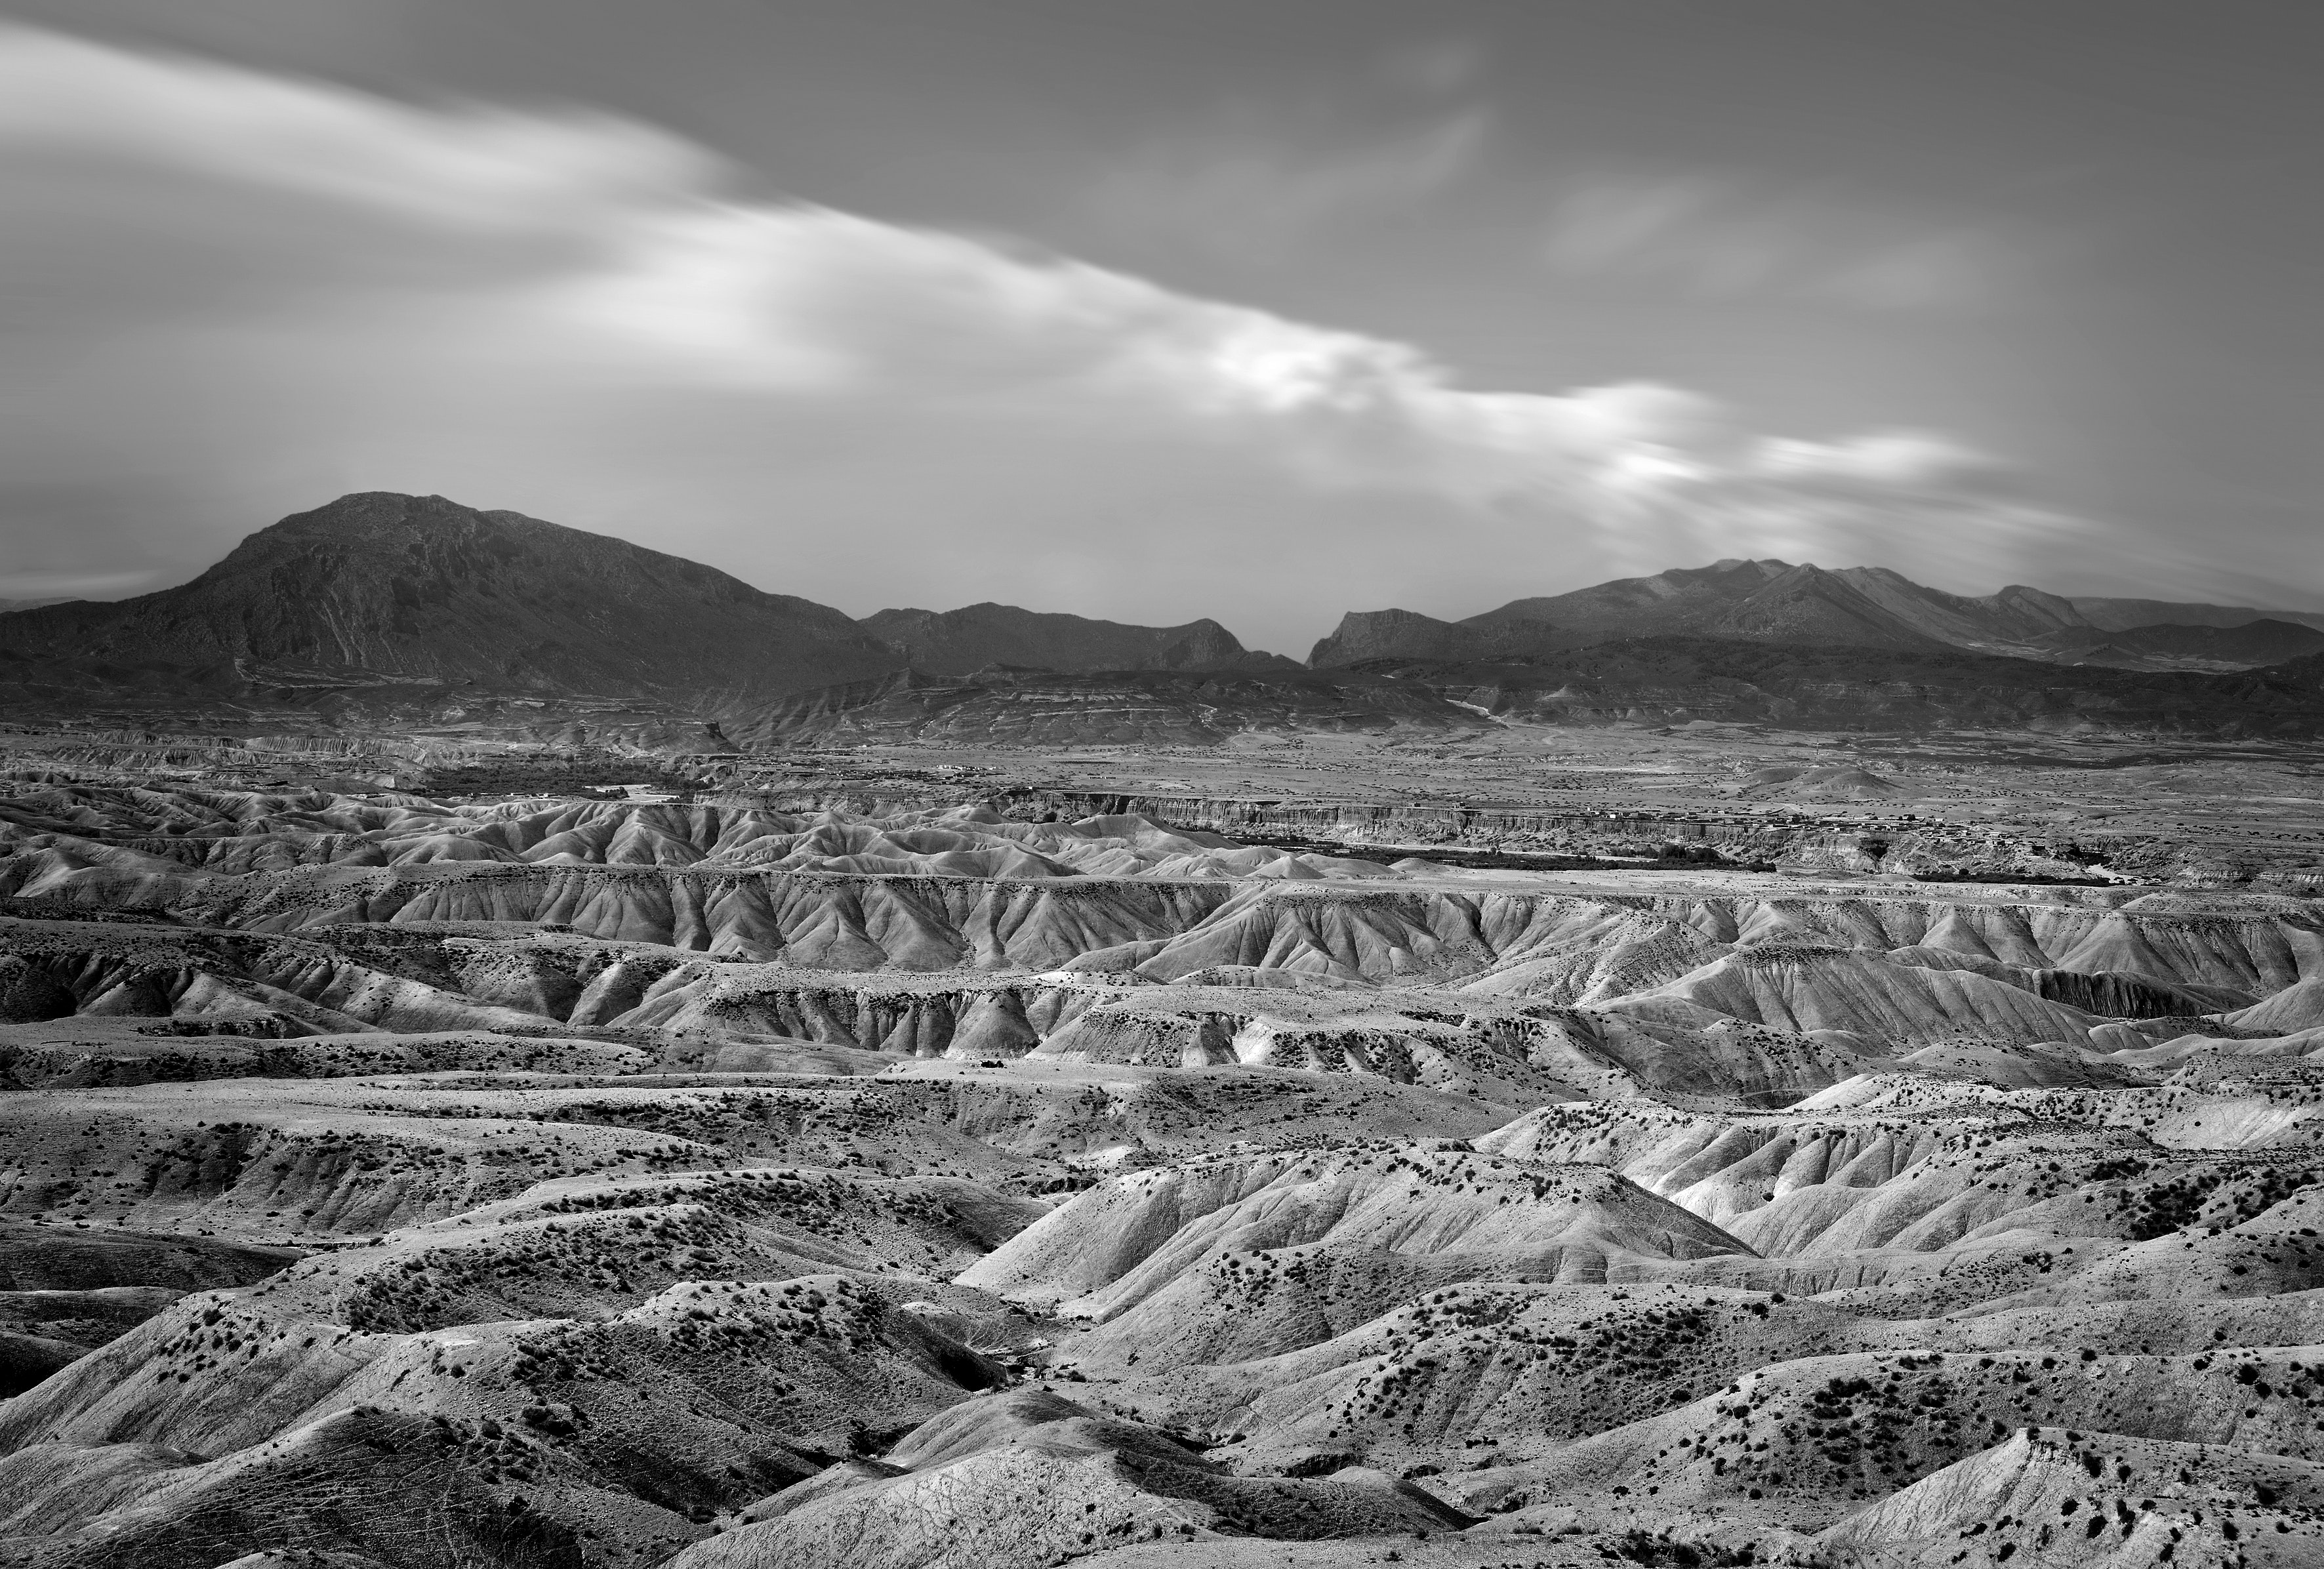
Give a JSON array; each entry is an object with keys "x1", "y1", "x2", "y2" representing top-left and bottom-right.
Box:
[
  {"x1": 1085, "y1": 110, "x2": 1486, "y2": 262},
  {"x1": 0, "y1": 22, "x2": 2094, "y2": 627},
  {"x1": 1541, "y1": 171, "x2": 2026, "y2": 312},
  {"x1": 1376, "y1": 38, "x2": 1486, "y2": 97}
]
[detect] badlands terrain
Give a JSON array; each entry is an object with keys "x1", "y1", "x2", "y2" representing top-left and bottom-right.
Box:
[{"x1": 4, "y1": 494, "x2": 2324, "y2": 1568}]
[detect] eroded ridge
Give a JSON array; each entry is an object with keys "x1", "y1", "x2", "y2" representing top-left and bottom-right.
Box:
[{"x1": 3, "y1": 773, "x2": 2323, "y2": 1569}]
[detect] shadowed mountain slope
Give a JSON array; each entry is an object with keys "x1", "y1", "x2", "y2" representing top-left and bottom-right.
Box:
[{"x1": 0, "y1": 493, "x2": 902, "y2": 704}]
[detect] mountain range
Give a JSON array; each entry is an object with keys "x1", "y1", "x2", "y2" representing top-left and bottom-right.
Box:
[
  {"x1": 3, "y1": 492, "x2": 2322, "y2": 737},
  {"x1": 1309, "y1": 557, "x2": 2324, "y2": 670}
]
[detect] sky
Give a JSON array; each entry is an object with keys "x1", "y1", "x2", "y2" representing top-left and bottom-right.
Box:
[{"x1": 1, "y1": 0, "x2": 2318, "y2": 653}]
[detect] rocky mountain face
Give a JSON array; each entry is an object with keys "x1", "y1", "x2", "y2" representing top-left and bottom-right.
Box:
[
  {"x1": 1826, "y1": 567, "x2": 2093, "y2": 647},
  {"x1": 861, "y1": 602, "x2": 1290, "y2": 676},
  {"x1": 0, "y1": 493, "x2": 903, "y2": 706},
  {"x1": 1304, "y1": 606, "x2": 1503, "y2": 666}
]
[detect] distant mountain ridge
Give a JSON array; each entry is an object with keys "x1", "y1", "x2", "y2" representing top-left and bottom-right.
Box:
[
  {"x1": 2029, "y1": 619, "x2": 2324, "y2": 668},
  {"x1": 4, "y1": 495, "x2": 2321, "y2": 740},
  {"x1": 860, "y1": 602, "x2": 1296, "y2": 676},
  {"x1": 1310, "y1": 558, "x2": 2324, "y2": 672},
  {"x1": 2069, "y1": 596, "x2": 2324, "y2": 634}
]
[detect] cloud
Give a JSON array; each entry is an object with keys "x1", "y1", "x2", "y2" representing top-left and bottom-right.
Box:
[
  {"x1": 0, "y1": 21, "x2": 2094, "y2": 638},
  {"x1": 1541, "y1": 171, "x2": 2024, "y2": 312},
  {"x1": 1612, "y1": 430, "x2": 2085, "y2": 582},
  {"x1": 1376, "y1": 39, "x2": 1486, "y2": 97},
  {"x1": 1080, "y1": 34, "x2": 1490, "y2": 263},
  {"x1": 0, "y1": 24, "x2": 707, "y2": 226},
  {"x1": 1084, "y1": 111, "x2": 1486, "y2": 262},
  {"x1": 1754, "y1": 432, "x2": 2018, "y2": 495}
]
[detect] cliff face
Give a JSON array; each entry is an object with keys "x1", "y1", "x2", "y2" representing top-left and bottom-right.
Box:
[
  {"x1": 1307, "y1": 607, "x2": 1498, "y2": 667},
  {"x1": 0, "y1": 492, "x2": 903, "y2": 702}
]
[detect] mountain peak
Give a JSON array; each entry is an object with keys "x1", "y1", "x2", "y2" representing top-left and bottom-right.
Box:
[{"x1": 0, "y1": 491, "x2": 899, "y2": 703}]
